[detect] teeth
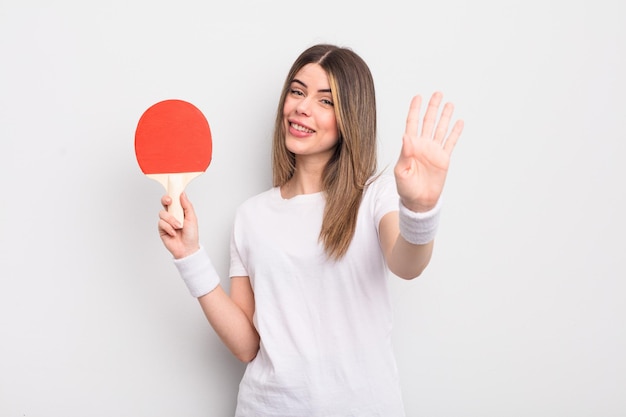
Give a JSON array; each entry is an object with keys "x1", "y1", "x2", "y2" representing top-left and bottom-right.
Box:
[{"x1": 291, "y1": 123, "x2": 314, "y2": 133}]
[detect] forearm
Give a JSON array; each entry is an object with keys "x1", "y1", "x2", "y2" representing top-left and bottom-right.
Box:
[
  {"x1": 198, "y1": 286, "x2": 260, "y2": 362},
  {"x1": 380, "y1": 199, "x2": 441, "y2": 279},
  {"x1": 388, "y1": 238, "x2": 433, "y2": 279},
  {"x1": 173, "y1": 247, "x2": 259, "y2": 362},
  {"x1": 391, "y1": 197, "x2": 440, "y2": 278}
]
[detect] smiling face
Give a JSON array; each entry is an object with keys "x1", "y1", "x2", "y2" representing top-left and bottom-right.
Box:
[{"x1": 282, "y1": 63, "x2": 339, "y2": 165}]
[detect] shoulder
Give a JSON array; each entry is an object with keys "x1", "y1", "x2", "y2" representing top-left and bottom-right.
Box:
[
  {"x1": 362, "y1": 173, "x2": 398, "y2": 222},
  {"x1": 237, "y1": 187, "x2": 277, "y2": 209},
  {"x1": 364, "y1": 173, "x2": 396, "y2": 199},
  {"x1": 235, "y1": 187, "x2": 280, "y2": 218}
]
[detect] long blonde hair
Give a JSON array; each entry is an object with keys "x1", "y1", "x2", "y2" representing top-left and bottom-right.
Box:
[{"x1": 272, "y1": 44, "x2": 378, "y2": 259}]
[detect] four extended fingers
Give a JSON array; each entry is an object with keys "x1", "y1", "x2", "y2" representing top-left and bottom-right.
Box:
[{"x1": 406, "y1": 92, "x2": 463, "y2": 153}]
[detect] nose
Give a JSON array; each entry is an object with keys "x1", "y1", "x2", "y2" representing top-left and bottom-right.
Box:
[{"x1": 295, "y1": 96, "x2": 312, "y2": 116}]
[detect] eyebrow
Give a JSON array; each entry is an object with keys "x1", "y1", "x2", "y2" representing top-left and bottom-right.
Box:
[{"x1": 292, "y1": 78, "x2": 332, "y2": 94}]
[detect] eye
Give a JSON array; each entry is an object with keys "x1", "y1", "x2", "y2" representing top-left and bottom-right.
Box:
[
  {"x1": 321, "y1": 98, "x2": 334, "y2": 106},
  {"x1": 289, "y1": 88, "x2": 304, "y2": 97}
]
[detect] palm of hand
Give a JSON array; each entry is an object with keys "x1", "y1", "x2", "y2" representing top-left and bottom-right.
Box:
[{"x1": 394, "y1": 92, "x2": 464, "y2": 212}]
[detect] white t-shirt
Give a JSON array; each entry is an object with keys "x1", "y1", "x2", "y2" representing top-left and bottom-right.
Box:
[{"x1": 229, "y1": 174, "x2": 406, "y2": 417}]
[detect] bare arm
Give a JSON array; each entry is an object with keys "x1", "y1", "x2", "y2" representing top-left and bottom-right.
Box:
[
  {"x1": 379, "y1": 211, "x2": 433, "y2": 279},
  {"x1": 197, "y1": 277, "x2": 259, "y2": 362},
  {"x1": 159, "y1": 193, "x2": 259, "y2": 362}
]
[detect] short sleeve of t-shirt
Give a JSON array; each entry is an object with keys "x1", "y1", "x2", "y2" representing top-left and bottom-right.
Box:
[
  {"x1": 229, "y1": 209, "x2": 248, "y2": 278},
  {"x1": 367, "y1": 174, "x2": 399, "y2": 231}
]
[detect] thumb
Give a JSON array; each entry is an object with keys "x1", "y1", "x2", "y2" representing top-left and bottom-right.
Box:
[{"x1": 180, "y1": 192, "x2": 197, "y2": 223}]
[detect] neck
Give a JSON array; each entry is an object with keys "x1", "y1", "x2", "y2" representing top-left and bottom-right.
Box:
[
  {"x1": 281, "y1": 166, "x2": 325, "y2": 199},
  {"x1": 280, "y1": 151, "x2": 334, "y2": 198}
]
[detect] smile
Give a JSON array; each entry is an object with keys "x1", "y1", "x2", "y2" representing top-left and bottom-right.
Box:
[{"x1": 290, "y1": 122, "x2": 315, "y2": 133}]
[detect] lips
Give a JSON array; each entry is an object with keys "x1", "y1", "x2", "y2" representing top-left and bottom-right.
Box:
[{"x1": 290, "y1": 122, "x2": 315, "y2": 134}]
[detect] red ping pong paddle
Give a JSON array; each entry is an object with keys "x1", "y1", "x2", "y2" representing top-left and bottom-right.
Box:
[{"x1": 134, "y1": 99, "x2": 212, "y2": 228}]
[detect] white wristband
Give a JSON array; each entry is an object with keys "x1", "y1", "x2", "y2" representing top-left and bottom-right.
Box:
[
  {"x1": 172, "y1": 246, "x2": 220, "y2": 298},
  {"x1": 398, "y1": 199, "x2": 442, "y2": 245}
]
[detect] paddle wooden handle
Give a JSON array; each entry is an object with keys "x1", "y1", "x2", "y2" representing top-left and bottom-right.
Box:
[
  {"x1": 166, "y1": 174, "x2": 186, "y2": 226},
  {"x1": 146, "y1": 172, "x2": 202, "y2": 228}
]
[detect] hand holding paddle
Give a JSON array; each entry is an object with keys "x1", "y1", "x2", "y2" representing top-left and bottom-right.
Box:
[
  {"x1": 134, "y1": 99, "x2": 212, "y2": 228},
  {"x1": 158, "y1": 192, "x2": 201, "y2": 259}
]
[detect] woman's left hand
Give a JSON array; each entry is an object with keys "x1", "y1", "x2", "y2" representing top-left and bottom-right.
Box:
[{"x1": 394, "y1": 92, "x2": 464, "y2": 212}]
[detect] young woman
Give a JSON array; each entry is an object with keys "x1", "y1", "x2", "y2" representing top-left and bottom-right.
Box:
[{"x1": 158, "y1": 44, "x2": 463, "y2": 416}]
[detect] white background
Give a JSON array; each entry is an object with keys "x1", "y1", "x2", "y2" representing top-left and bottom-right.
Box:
[{"x1": 1, "y1": 0, "x2": 624, "y2": 416}]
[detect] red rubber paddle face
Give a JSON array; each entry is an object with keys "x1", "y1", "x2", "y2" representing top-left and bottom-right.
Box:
[{"x1": 134, "y1": 99, "x2": 212, "y2": 174}]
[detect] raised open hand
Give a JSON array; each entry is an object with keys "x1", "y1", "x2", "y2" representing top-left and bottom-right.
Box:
[{"x1": 394, "y1": 92, "x2": 464, "y2": 212}]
